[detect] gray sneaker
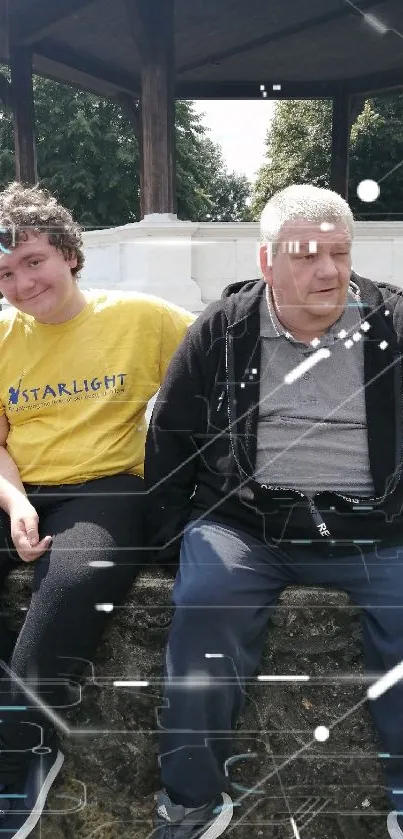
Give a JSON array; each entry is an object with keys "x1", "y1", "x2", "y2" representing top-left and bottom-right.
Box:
[
  {"x1": 388, "y1": 811, "x2": 403, "y2": 838},
  {"x1": 152, "y1": 790, "x2": 233, "y2": 838}
]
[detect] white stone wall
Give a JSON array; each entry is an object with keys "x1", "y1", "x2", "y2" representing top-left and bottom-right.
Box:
[
  {"x1": 2, "y1": 220, "x2": 401, "y2": 317},
  {"x1": 80, "y1": 220, "x2": 403, "y2": 312}
]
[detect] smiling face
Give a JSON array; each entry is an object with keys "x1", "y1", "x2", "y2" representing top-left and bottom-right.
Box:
[
  {"x1": 260, "y1": 218, "x2": 352, "y2": 340},
  {"x1": 0, "y1": 231, "x2": 85, "y2": 323}
]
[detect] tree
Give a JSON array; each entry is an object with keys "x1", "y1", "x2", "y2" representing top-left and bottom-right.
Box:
[
  {"x1": 349, "y1": 96, "x2": 403, "y2": 218},
  {"x1": 201, "y1": 141, "x2": 251, "y2": 222},
  {"x1": 0, "y1": 75, "x2": 250, "y2": 226},
  {"x1": 176, "y1": 117, "x2": 250, "y2": 222},
  {"x1": 252, "y1": 93, "x2": 403, "y2": 219}
]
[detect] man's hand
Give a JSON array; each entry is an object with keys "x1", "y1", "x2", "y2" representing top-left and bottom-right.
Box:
[{"x1": 9, "y1": 500, "x2": 52, "y2": 562}]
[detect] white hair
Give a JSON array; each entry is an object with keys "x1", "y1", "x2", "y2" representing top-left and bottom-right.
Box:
[{"x1": 260, "y1": 184, "x2": 354, "y2": 256}]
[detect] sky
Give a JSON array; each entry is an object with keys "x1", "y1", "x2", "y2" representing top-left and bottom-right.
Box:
[{"x1": 192, "y1": 100, "x2": 275, "y2": 183}]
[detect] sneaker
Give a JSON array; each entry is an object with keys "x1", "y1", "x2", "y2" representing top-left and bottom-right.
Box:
[
  {"x1": 388, "y1": 811, "x2": 403, "y2": 838},
  {"x1": 152, "y1": 790, "x2": 233, "y2": 838},
  {"x1": 0, "y1": 746, "x2": 64, "y2": 838}
]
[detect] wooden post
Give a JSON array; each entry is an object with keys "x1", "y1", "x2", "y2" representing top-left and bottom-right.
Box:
[
  {"x1": 127, "y1": 0, "x2": 176, "y2": 218},
  {"x1": 9, "y1": 37, "x2": 37, "y2": 184},
  {"x1": 330, "y1": 89, "x2": 350, "y2": 199}
]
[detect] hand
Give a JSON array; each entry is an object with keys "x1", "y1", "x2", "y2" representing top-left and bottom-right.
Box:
[{"x1": 9, "y1": 500, "x2": 53, "y2": 563}]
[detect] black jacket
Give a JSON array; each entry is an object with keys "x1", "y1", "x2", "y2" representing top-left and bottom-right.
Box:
[{"x1": 144, "y1": 273, "x2": 403, "y2": 565}]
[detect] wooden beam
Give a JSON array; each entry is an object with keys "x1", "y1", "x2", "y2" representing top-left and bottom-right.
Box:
[
  {"x1": 15, "y1": 0, "x2": 96, "y2": 46},
  {"x1": 346, "y1": 66, "x2": 403, "y2": 97},
  {"x1": 126, "y1": 0, "x2": 176, "y2": 217},
  {"x1": 9, "y1": 41, "x2": 37, "y2": 184},
  {"x1": 124, "y1": 0, "x2": 149, "y2": 63},
  {"x1": 177, "y1": 0, "x2": 386, "y2": 75},
  {"x1": 176, "y1": 80, "x2": 339, "y2": 100},
  {"x1": 36, "y1": 40, "x2": 140, "y2": 96},
  {"x1": 330, "y1": 89, "x2": 351, "y2": 200}
]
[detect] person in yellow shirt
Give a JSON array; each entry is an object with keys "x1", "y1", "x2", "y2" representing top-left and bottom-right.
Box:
[{"x1": 0, "y1": 181, "x2": 194, "y2": 838}]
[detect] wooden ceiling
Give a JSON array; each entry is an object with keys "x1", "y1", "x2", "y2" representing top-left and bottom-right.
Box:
[{"x1": 0, "y1": 0, "x2": 402, "y2": 100}]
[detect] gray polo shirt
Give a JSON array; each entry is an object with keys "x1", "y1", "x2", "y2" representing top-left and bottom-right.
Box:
[{"x1": 255, "y1": 286, "x2": 374, "y2": 498}]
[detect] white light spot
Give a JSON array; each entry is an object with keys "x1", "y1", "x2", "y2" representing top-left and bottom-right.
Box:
[
  {"x1": 258, "y1": 674, "x2": 310, "y2": 681},
  {"x1": 113, "y1": 680, "x2": 149, "y2": 687},
  {"x1": 367, "y1": 660, "x2": 403, "y2": 700},
  {"x1": 338, "y1": 329, "x2": 347, "y2": 339},
  {"x1": 262, "y1": 91, "x2": 268, "y2": 98},
  {"x1": 314, "y1": 725, "x2": 330, "y2": 742},
  {"x1": 240, "y1": 382, "x2": 245, "y2": 389},
  {"x1": 360, "y1": 321, "x2": 370, "y2": 332},
  {"x1": 352, "y1": 332, "x2": 362, "y2": 342},
  {"x1": 273, "y1": 84, "x2": 282, "y2": 91},
  {"x1": 357, "y1": 179, "x2": 380, "y2": 203},
  {"x1": 385, "y1": 309, "x2": 390, "y2": 316},
  {"x1": 259, "y1": 84, "x2": 265, "y2": 91},
  {"x1": 291, "y1": 817, "x2": 301, "y2": 839},
  {"x1": 379, "y1": 340, "x2": 388, "y2": 350},
  {"x1": 310, "y1": 337, "x2": 320, "y2": 348},
  {"x1": 363, "y1": 13, "x2": 388, "y2": 34},
  {"x1": 95, "y1": 603, "x2": 114, "y2": 612},
  {"x1": 205, "y1": 653, "x2": 224, "y2": 658},
  {"x1": 89, "y1": 560, "x2": 115, "y2": 568},
  {"x1": 252, "y1": 368, "x2": 257, "y2": 374},
  {"x1": 284, "y1": 348, "x2": 330, "y2": 384},
  {"x1": 308, "y1": 240, "x2": 317, "y2": 254},
  {"x1": 320, "y1": 222, "x2": 334, "y2": 232},
  {"x1": 266, "y1": 243, "x2": 273, "y2": 266},
  {"x1": 184, "y1": 669, "x2": 212, "y2": 689},
  {"x1": 345, "y1": 339, "x2": 353, "y2": 349}
]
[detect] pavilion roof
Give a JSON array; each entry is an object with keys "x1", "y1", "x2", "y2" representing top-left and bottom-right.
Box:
[{"x1": 0, "y1": 0, "x2": 402, "y2": 100}]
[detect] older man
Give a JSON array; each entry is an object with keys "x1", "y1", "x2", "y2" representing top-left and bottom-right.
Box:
[{"x1": 145, "y1": 184, "x2": 403, "y2": 839}]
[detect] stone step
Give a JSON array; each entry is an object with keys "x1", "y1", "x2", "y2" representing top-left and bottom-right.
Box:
[{"x1": 0, "y1": 568, "x2": 388, "y2": 838}]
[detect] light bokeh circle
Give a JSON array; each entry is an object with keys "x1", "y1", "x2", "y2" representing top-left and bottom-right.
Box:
[
  {"x1": 357, "y1": 179, "x2": 380, "y2": 202},
  {"x1": 314, "y1": 725, "x2": 330, "y2": 742}
]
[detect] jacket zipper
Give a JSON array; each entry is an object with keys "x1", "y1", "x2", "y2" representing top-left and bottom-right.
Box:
[{"x1": 216, "y1": 390, "x2": 225, "y2": 412}]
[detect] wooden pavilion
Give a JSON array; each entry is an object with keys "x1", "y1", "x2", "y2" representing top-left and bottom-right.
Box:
[{"x1": 0, "y1": 0, "x2": 403, "y2": 218}]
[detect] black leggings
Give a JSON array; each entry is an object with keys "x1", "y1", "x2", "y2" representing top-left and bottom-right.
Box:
[{"x1": 0, "y1": 473, "x2": 145, "y2": 782}]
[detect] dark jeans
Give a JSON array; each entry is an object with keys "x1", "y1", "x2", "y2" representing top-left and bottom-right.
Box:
[
  {"x1": 160, "y1": 519, "x2": 403, "y2": 812},
  {"x1": 0, "y1": 473, "x2": 145, "y2": 782}
]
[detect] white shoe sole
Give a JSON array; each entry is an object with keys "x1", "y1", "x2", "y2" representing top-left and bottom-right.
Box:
[
  {"x1": 198, "y1": 792, "x2": 233, "y2": 839},
  {"x1": 12, "y1": 749, "x2": 65, "y2": 839}
]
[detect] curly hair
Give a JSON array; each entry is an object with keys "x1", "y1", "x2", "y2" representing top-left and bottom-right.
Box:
[{"x1": 0, "y1": 182, "x2": 84, "y2": 276}]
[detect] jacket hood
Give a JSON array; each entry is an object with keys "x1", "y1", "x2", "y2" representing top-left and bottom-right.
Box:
[
  {"x1": 221, "y1": 278, "x2": 262, "y2": 299},
  {"x1": 220, "y1": 278, "x2": 265, "y2": 325}
]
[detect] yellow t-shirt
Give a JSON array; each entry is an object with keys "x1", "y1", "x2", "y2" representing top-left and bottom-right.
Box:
[{"x1": 0, "y1": 289, "x2": 194, "y2": 485}]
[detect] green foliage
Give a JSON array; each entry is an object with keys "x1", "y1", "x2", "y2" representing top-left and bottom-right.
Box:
[
  {"x1": 251, "y1": 100, "x2": 332, "y2": 218},
  {"x1": 252, "y1": 93, "x2": 403, "y2": 220},
  {"x1": 349, "y1": 95, "x2": 403, "y2": 219},
  {"x1": 0, "y1": 75, "x2": 251, "y2": 226},
  {"x1": 176, "y1": 110, "x2": 251, "y2": 221}
]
